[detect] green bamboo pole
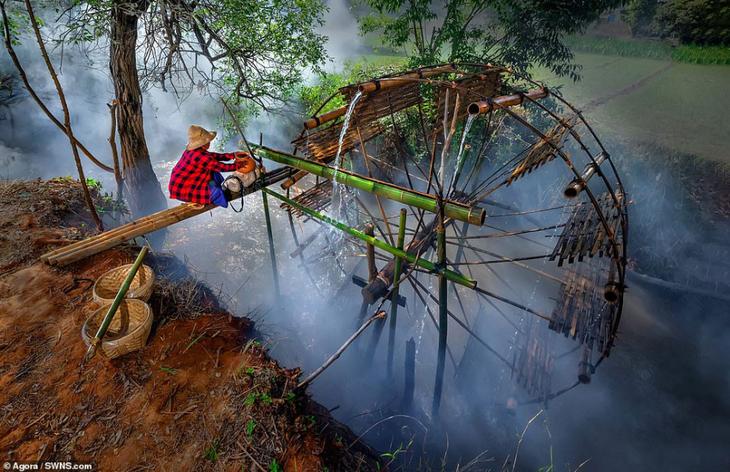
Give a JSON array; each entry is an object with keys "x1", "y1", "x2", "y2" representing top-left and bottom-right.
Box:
[
  {"x1": 259, "y1": 133, "x2": 280, "y2": 299},
  {"x1": 386, "y1": 209, "x2": 407, "y2": 378},
  {"x1": 262, "y1": 181, "x2": 281, "y2": 298},
  {"x1": 83, "y1": 246, "x2": 148, "y2": 363},
  {"x1": 254, "y1": 146, "x2": 485, "y2": 226},
  {"x1": 263, "y1": 188, "x2": 476, "y2": 290},
  {"x1": 432, "y1": 207, "x2": 448, "y2": 416}
]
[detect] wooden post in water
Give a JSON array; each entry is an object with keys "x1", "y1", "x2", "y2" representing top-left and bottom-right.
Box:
[
  {"x1": 260, "y1": 134, "x2": 281, "y2": 299},
  {"x1": 387, "y1": 209, "x2": 407, "y2": 378},
  {"x1": 358, "y1": 223, "x2": 376, "y2": 324},
  {"x1": 365, "y1": 223, "x2": 377, "y2": 282},
  {"x1": 432, "y1": 202, "x2": 448, "y2": 416},
  {"x1": 402, "y1": 337, "x2": 416, "y2": 411}
]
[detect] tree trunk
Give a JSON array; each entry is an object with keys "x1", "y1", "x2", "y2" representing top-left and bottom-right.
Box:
[{"x1": 110, "y1": 0, "x2": 167, "y2": 216}]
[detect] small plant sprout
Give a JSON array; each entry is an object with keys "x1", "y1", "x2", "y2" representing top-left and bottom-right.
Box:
[
  {"x1": 244, "y1": 392, "x2": 257, "y2": 406},
  {"x1": 203, "y1": 440, "x2": 220, "y2": 462},
  {"x1": 245, "y1": 419, "x2": 256, "y2": 437}
]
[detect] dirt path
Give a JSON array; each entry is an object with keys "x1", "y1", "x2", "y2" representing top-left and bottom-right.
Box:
[{"x1": 583, "y1": 62, "x2": 674, "y2": 110}]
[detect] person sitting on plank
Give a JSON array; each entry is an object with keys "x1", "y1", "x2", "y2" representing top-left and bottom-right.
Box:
[{"x1": 169, "y1": 125, "x2": 256, "y2": 209}]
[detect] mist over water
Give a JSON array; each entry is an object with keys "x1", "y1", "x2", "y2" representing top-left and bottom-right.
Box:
[{"x1": 2, "y1": 4, "x2": 730, "y2": 471}]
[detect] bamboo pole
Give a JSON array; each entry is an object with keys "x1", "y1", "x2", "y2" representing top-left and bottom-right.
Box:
[
  {"x1": 255, "y1": 146, "x2": 486, "y2": 226},
  {"x1": 263, "y1": 188, "x2": 477, "y2": 289},
  {"x1": 49, "y1": 205, "x2": 211, "y2": 266},
  {"x1": 467, "y1": 88, "x2": 549, "y2": 116},
  {"x1": 365, "y1": 223, "x2": 377, "y2": 281},
  {"x1": 432, "y1": 205, "x2": 448, "y2": 416},
  {"x1": 304, "y1": 105, "x2": 348, "y2": 130},
  {"x1": 604, "y1": 258, "x2": 621, "y2": 303},
  {"x1": 262, "y1": 186, "x2": 280, "y2": 298},
  {"x1": 259, "y1": 131, "x2": 281, "y2": 299},
  {"x1": 298, "y1": 311, "x2": 387, "y2": 388},
  {"x1": 82, "y1": 246, "x2": 148, "y2": 364},
  {"x1": 578, "y1": 343, "x2": 593, "y2": 384},
  {"x1": 564, "y1": 152, "x2": 607, "y2": 198},
  {"x1": 357, "y1": 64, "x2": 457, "y2": 93},
  {"x1": 41, "y1": 204, "x2": 197, "y2": 262},
  {"x1": 386, "y1": 209, "x2": 407, "y2": 378},
  {"x1": 48, "y1": 205, "x2": 206, "y2": 261}
]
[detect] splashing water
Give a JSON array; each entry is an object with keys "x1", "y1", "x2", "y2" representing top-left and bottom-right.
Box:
[
  {"x1": 329, "y1": 90, "x2": 363, "y2": 243},
  {"x1": 448, "y1": 113, "x2": 476, "y2": 194}
]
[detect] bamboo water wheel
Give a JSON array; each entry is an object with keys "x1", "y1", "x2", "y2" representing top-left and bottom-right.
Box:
[{"x1": 278, "y1": 63, "x2": 628, "y2": 411}]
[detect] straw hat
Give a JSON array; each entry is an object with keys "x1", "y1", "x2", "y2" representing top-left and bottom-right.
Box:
[{"x1": 187, "y1": 125, "x2": 217, "y2": 150}]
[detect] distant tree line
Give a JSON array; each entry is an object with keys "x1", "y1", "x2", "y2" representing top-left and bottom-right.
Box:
[{"x1": 624, "y1": 0, "x2": 730, "y2": 45}]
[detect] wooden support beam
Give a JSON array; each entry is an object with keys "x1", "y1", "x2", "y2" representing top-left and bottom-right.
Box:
[
  {"x1": 387, "y1": 209, "x2": 407, "y2": 378},
  {"x1": 298, "y1": 311, "x2": 386, "y2": 389},
  {"x1": 431, "y1": 205, "x2": 448, "y2": 416},
  {"x1": 365, "y1": 223, "x2": 377, "y2": 282}
]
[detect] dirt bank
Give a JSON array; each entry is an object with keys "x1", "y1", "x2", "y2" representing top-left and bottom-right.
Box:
[{"x1": 0, "y1": 179, "x2": 378, "y2": 471}]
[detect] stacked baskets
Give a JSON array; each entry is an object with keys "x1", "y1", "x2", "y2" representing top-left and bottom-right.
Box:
[{"x1": 82, "y1": 263, "x2": 155, "y2": 359}]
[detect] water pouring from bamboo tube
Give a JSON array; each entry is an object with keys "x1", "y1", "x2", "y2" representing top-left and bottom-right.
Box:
[{"x1": 82, "y1": 246, "x2": 148, "y2": 364}]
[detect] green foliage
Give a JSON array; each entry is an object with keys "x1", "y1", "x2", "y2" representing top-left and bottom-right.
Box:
[
  {"x1": 623, "y1": 0, "x2": 659, "y2": 37},
  {"x1": 85, "y1": 178, "x2": 102, "y2": 191},
  {"x1": 380, "y1": 439, "x2": 413, "y2": 463},
  {"x1": 297, "y1": 60, "x2": 404, "y2": 116},
  {"x1": 565, "y1": 35, "x2": 673, "y2": 59},
  {"x1": 259, "y1": 393, "x2": 273, "y2": 405},
  {"x1": 268, "y1": 459, "x2": 282, "y2": 472},
  {"x1": 672, "y1": 44, "x2": 730, "y2": 64},
  {"x1": 245, "y1": 419, "x2": 256, "y2": 437},
  {"x1": 357, "y1": 0, "x2": 625, "y2": 79},
  {"x1": 160, "y1": 366, "x2": 177, "y2": 375},
  {"x1": 655, "y1": 0, "x2": 730, "y2": 45},
  {"x1": 244, "y1": 392, "x2": 258, "y2": 406},
  {"x1": 59, "y1": 0, "x2": 329, "y2": 119},
  {"x1": 203, "y1": 440, "x2": 220, "y2": 462},
  {"x1": 623, "y1": 0, "x2": 730, "y2": 46},
  {"x1": 305, "y1": 415, "x2": 316, "y2": 428},
  {"x1": 0, "y1": 1, "x2": 30, "y2": 47},
  {"x1": 566, "y1": 35, "x2": 730, "y2": 64}
]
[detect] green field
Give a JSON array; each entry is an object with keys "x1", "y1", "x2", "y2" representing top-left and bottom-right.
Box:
[{"x1": 532, "y1": 53, "x2": 730, "y2": 164}]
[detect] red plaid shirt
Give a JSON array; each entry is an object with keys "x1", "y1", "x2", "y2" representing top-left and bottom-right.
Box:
[{"x1": 168, "y1": 148, "x2": 239, "y2": 204}]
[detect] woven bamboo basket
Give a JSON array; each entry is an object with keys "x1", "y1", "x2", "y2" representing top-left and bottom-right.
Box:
[
  {"x1": 82, "y1": 299, "x2": 153, "y2": 359},
  {"x1": 93, "y1": 264, "x2": 155, "y2": 303}
]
